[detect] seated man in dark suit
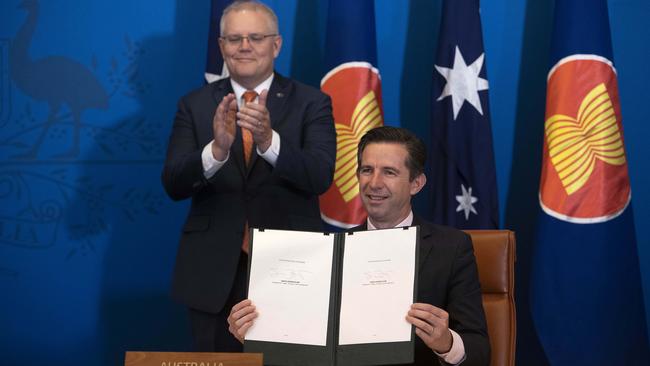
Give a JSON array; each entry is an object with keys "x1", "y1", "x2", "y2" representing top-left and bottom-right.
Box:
[
  {"x1": 161, "y1": 0, "x2": 336, "y2": 352},
  {"x1": 227, "y1": 126, "x2": 489, "y2": 365}
]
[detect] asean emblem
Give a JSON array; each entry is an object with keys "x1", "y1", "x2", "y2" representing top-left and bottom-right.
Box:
[
  {"x1": 539, "y1": 55, "x2": 631, "y2": 223},
  {"x1": 319, "y1": 62, "x2": 383, "y2": 227}
]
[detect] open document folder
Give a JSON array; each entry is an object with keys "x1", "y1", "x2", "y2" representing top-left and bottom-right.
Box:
[{"x1": 243, "y1": 227, "x2": 419, "y2": 366}]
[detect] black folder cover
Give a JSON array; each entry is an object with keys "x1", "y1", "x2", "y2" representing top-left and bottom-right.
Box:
[{"x1": 243, "y1": 226, "x2": 420, "y2": 366}]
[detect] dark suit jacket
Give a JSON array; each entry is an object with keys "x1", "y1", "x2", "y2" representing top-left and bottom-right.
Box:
[
  {"x1": 353, "y1": 216, "x2": 490, "y2": 366},
  {"x1": 162, "y1": 73, "x2": 336, "y2": 313}
]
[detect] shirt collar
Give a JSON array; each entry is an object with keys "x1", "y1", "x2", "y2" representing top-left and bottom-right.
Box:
[
  {"x1": 230, "y1": 73, "x2": 274, "y2": 108},
  {"x1": 367, "y1": 211, "x2": 414, "y2": 230}
]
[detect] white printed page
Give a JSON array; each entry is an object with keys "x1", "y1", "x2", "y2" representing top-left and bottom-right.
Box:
[
  {"x1": 338, "y1": 227, "x2": 417, "y2": 345},
  {"x1": 245, "y1": 229, "x2": 334, "y2": 346}
]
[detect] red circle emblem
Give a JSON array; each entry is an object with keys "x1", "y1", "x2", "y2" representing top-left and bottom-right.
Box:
[{"x1": 539, "y1": 56, "x2": 630, "y2": 222}]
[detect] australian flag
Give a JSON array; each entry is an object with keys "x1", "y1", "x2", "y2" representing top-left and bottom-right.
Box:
[
  {"x1": 205, "y1": 0, "x2": 229, "y2": 83},
  {"x1": 430, "y1": 0, "x2": 498, "y2": 229},
  {"x1": 530, "y1": 0, "x2": 650, "y2": 364}
]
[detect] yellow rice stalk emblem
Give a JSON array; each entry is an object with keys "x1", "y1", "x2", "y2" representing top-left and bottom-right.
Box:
[
  {"x1": 545, "y1": 83, "x2": 626, "y2": 195},
  {"x1": 333, "y1": 90, "x2": 383, "y2": 202}
]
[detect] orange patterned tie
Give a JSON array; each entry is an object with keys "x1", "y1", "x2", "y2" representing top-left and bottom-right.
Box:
[
  {"x1": 241, "y1": 90, "x2": 257, "y2": 254},
  {"x1": 241, "y1": 90, "x2": 258, "y2": 166}
]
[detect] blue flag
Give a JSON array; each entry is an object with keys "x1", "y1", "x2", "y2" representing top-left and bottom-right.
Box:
[
  {"x1": 205, "y1": 0, "x2": 229, "y2": 83},
  {"x1": 319, "y1": 0, "x2": 383, "y2": 229},
  {"x1": 531, "y1": 0, "x2": 650, "y2": 364},
  {"x1": 430, "y1": 0, "x2": 499, "y2": 229}
]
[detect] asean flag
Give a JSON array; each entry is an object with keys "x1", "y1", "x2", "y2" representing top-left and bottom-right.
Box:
[
  {"x1": 319, "y1": 0, "x2": 383, "y2": 229},
  {"x1": 540, "y1": 55, "x2": 629, "y2": 222},
  {"x1": 530, "y1": 1, "x2": 650, "y2": 364}
]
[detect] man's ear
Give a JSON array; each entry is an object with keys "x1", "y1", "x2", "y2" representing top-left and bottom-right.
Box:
[
  {"x1": 273, "y1": 35, "x2": 283, "y2": 58},
  {"x1": 410, "y1": 173, "x2": 427, "y2": 196},
  {"x1": 218, "y1": 37, "x2": 226, "y2": 56}
]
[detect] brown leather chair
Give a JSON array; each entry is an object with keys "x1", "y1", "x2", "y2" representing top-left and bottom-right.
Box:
[{"x1": 464, "y1": 230, "x2": 516, "y2": 366}]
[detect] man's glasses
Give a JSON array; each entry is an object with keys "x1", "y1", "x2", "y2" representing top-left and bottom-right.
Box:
[{"x1": 220, "y1": 33, "x2": 277, "y2": 46}]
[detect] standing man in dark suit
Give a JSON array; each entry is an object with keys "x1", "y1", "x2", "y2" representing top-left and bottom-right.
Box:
[
  {"x1": 228, "y1": 127, "x2": 489, "y2": 365},
  {"x1": 162, "y1": 0, "x2": 336, "y2": 352}
]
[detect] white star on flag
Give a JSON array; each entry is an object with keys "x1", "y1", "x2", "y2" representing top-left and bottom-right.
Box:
[
  {"x1": 435, "y1": 46, "x2": 489, "y2": 120},
  {"x1": 456, "y1": 184, "x2": 478, "y2": 220}
]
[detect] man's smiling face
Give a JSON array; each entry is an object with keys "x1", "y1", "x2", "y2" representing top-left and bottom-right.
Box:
[{"x1": 358, "y1": 142, "x2": 425, "y2": 229}]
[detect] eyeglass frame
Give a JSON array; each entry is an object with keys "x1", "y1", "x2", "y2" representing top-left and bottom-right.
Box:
[{"x1": 219, "y1": 33, "x2": 279, "y2": 46}]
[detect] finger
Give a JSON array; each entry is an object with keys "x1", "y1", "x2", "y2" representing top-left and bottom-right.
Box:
[
  {"x1": 229, "y1": 325, "x2": 245, "y2": 343},
  {"x1": 227, "y1": 96, "x2": 237, "y2": 118},
  {"x1": 236, "y1": 110, "x2": 262, "y2": 126},
  {"x1": 215, "y1": 94, "x2": 236, "y2": 121},
  {"x1": 410, "y1": 303, "x2": 437, "y2": 312},
  {"x1": 229, "y1": 310, "x2": 258, "y2": 343},
  {"x1": 406, "y1": 314, "x2": 435, "y2": 335},
  {"x1": 220, "y1": 93, "x2": 236, "y2": 110},
  {"x1": 237, "y1": 119, "x2": 263, "y2": 132},
  {"x1": 228, "y1": 307, "x2": 255, "y2": 332},
  {"x1": 235, "y1": 310, "x2": 258, "y2": 327},
  {"x1": 230, "y1": 299, "x2": 253, "y2": 315},
  {"x1": 231, "y1": 304, "x2": 256, "y2": 322},
  {"x1": 240, "y1": 101, "x2": 268, "y2": 114},
  {"x1": 411, "y1": 303, "x2": 448, "y2": 320},
  {"x1": 214, "y1": 98, "x2": 228, "y2": 120},
  {"x1": 226, "y1": 93, "x2": 237, "y2": 110},
  {"x1": 407, "y1": 308, "x2": 435, "y2": 321},
  {"x1": 428, "y1": 306, "x2": 448, "y2": 319},
  {"x1": 239, "y1": 319, "x2": 255, "y2": 333},
  {"x1": 408, "y1": 309, "x2": 448, "y2": 331},
  {"x1": 414, "y1": 327, "x2": 431, "y2": 342},
  {"x1": 237, "y1": 108, "x2": 265, "y2": 122},
  {"x1": 259, "y1": 89, "x2": 269, "y2": 107},
  {"x1": 237, "y1": 319, "x2": 256, "y2": 340}
]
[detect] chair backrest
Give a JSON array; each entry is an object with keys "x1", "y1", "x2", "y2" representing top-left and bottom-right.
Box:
[{"x1": 464, "y1": 230, "x2": 516, "y2": 366}]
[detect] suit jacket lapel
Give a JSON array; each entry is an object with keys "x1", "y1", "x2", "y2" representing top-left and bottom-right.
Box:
[
  {"x1": 266, "y1": 72, "x2": 289, "y2": 130},
  {"x1": 413, "y1": 215, "x2": 434, "y2": 268}
]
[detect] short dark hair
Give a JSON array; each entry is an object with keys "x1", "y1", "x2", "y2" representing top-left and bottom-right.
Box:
[{"x1": 357, "y1": 126, "x2": 426, "y2": 180}]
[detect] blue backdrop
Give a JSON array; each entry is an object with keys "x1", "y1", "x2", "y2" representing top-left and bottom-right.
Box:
[{"x1": 1, "y1": 1, "x2": 648, "y2": 365}]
